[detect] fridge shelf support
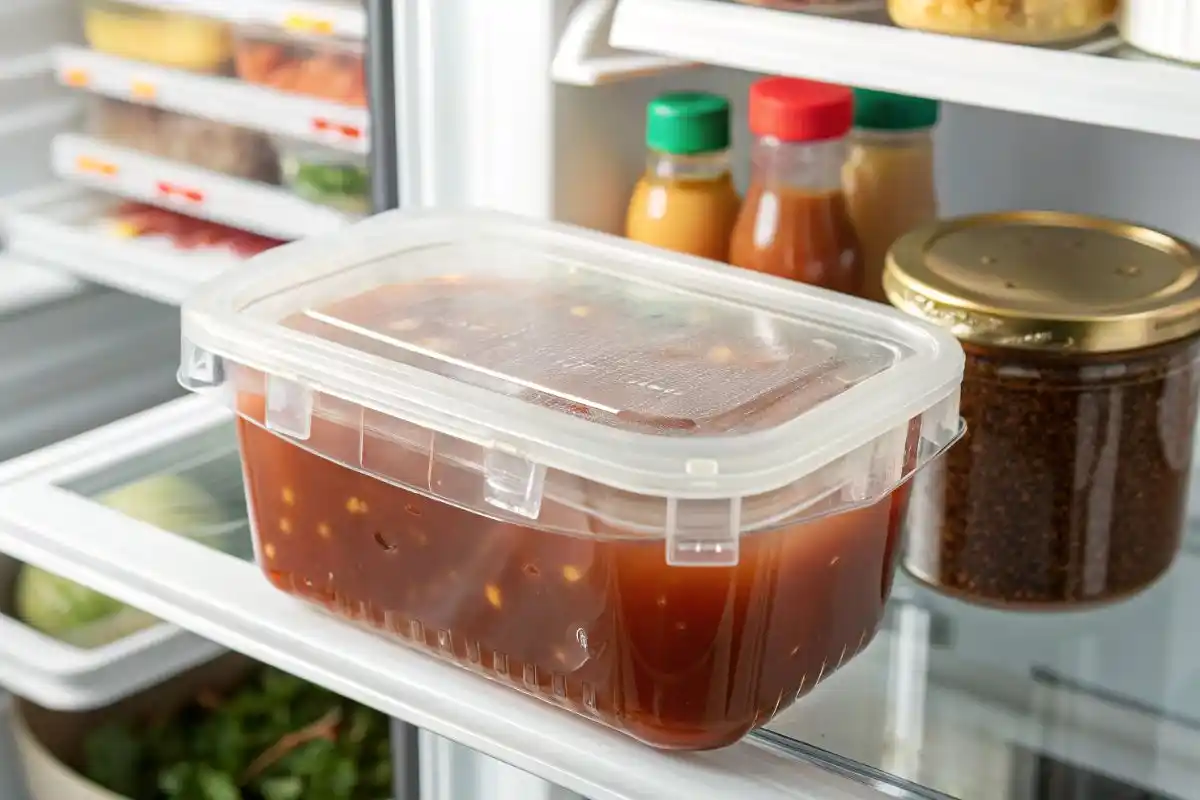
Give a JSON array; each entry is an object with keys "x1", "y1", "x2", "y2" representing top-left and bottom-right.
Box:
[
  {"x1": 54, "y1": 46, "x2": 370, "y2": 155},
  {"x1": 608, "y1": 0, "x2": 1200, "y2": 142},
  {"x1": 551, "y1": 0, "x2": 695, "y2": 85},
  {"x1": 53, "y1": 133, "x2": 359, "y2": 241}
]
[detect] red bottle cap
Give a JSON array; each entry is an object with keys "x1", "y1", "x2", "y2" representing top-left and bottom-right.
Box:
[{"x1": 748, "y1": 77, "x2": 854, "y2": 143}]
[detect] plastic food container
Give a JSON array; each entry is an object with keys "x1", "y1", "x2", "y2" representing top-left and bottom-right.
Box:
[
  {"x1": 887, "y1": 212, "x2": 1200, "y2": 610},
  {"x1": 887, "y1": 0, "x2": 1116, "y2": 44},
  {"x1": 83, "y1": 0, "x2": 233, "y2": 74},
  {"x1": 1119, "y1": 1, "x2": 1200, "y2": 63},
  {"x1": 277, "y1": 141, "x2": 370, "y2": 214},
  {"x1": 234, "y1": 25, "x2": 366, "y2": 107},
  {"x1": 86, "y1": 97, "x2": 279, "y2": 184},
  {"x1": 178, "y1": 209, "x2": 966, "y2": 750}
]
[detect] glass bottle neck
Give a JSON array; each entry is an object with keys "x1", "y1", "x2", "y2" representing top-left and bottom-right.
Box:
[
  {"x1": 647, "y1": 150, "x2": 732, "y2": 181},
  {"x1": 750, "y1": 137, "x2": 846, "y2": 192}
]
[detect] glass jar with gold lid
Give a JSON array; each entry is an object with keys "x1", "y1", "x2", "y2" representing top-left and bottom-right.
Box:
[{"x1": 886, "y1": 211, "x2": 1200, "y2": 609}]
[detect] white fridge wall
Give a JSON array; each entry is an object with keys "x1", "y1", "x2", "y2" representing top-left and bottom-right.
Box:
[{"x1": 400, "y1": 1, "x2": 1200, "y2": 242}]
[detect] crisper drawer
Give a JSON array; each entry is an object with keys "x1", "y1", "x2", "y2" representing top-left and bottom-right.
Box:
[
  {"x1": 0, "y1": 287, "x2": 183, "y2": 461},
  {"x1": 0, "y1": 397, "x2": 243, "y2": 710}
]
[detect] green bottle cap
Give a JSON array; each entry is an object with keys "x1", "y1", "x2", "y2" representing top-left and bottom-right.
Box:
[
  {"x1": 853, "y1": 88, "x2": 939, "y2": 131},
  {"x1": 645, "y1": 92, "x2": 731, "y2": 155}
]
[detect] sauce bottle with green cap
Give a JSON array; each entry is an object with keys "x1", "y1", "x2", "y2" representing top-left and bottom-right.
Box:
[
  {"x1": 625, "y1": 92, "x2": 741, "y2": 262},
  {"x1": 842, "y1": 88, "x2": 940, "y2": 303}
]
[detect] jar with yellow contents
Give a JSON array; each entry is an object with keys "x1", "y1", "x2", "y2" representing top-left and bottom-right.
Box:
[{"x1": 887, "y1": 0, "x2": 1117, "y2": 44}]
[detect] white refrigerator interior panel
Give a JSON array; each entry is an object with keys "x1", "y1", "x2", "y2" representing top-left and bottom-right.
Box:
[
  {"x1": 0, "y1": 255, "x2": 81, "y2": 317},
  {"x1": 0, "y1": 288, "x2": 184, "y2": 462}
]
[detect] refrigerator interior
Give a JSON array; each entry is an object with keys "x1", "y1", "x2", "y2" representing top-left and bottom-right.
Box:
[{"x1": 0, "y1": 1, "x2": 1199, "y2": 800}]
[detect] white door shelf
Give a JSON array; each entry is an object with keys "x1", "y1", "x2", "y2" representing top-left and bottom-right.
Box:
[
  {"x1": 609, "y1": 0, "x2": 1200, "y2": 142},
  {"x1": 55, "y1": 46, "x2": 369, "y2": 155},
  {"x1": 53, "y1": 134, "x2": 360, "y2": 241},
  {"x1": 2, "y1": 185, "x2": 242, "y2": 306},
  {"x1": 114, "y1": 0, "x2": 366, "y2": 39},
  {"x1": 0, "y1": 398, "x2": 880, "y2": 800},
  {"x1": 0, "y1": 398, "x2": 234, "y2": 711}
]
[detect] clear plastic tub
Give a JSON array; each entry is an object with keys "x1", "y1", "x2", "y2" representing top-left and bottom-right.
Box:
[
  {"x1": 178, "y1": 209, "x2": 966, "y2": 750},
  {"x1": 86, "y1": 97, "x2": 280, "y2": 183},
  {"x1": 234, "y1": 25, "x2": 367, "y2": 107},
  {"x1": 83, "y1": 0, "x2": 233, "y2": 73},
  {"x1": 277, "y1": 140, "x2": 370, "y2": 214},
  {"x1": 887, "y1": 0, "x2": 1116, "y2": 44}
]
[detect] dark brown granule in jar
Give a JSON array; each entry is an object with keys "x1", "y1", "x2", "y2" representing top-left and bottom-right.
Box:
[{"x1": 904, "y1": 338, "x2": 1200, "y2": 608}]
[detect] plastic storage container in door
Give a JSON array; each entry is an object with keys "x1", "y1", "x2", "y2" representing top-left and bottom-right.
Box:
[
  {"x1": 887, "y1": 0, "x2": 1116, "y2": 44},
  {"x1": 234, "y1": 25, "x2": 367, "y2": 107},
  {"x1": 86, "y1": 98, "x2": 280, "y2": 184},
  {"x1": 277, "y1": 140, "x2": 370, "y2": 214},
  {"x1": 178, "y1": 209, "x2": 966, "y2": 750},
  {"x1": 887, "y1": 212, "x2": 1200, "y2": 610},
  {"x1": 82, "y1": 0, "x2": 233, "y2": 73}
]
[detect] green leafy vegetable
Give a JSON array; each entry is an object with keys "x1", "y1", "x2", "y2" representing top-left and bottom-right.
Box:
[
  {"x1": 283, "y1": 155, "x2": 370, "y2": 215},
  {"x1": 82, "y1": 666, "x2": 392, "y2": 800}
]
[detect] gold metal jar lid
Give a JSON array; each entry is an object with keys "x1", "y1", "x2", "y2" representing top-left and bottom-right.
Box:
[{"x1": 884, "y1": 211, "x2": 1200, "y2": 353}]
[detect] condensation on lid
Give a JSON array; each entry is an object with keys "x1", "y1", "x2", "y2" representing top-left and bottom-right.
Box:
[{"x1": 273, "y1": 241, "x2": 896, "y2": 437}]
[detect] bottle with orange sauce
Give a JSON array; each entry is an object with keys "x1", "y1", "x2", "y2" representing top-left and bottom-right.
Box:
[
  {"x1": 729, "y1": 78, "x2": 863, "y2": 295},
  {"x1": 625, "y1": 92, "x2": 741, "y2": 262}
]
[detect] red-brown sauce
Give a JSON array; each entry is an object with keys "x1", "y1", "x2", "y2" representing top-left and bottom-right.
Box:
[
  {"x1": 238, "y1": 391, "x2": 914, "y2": 750},
  {"x1": 233, "y1": 277, "x2": 915, "y2": 749}
]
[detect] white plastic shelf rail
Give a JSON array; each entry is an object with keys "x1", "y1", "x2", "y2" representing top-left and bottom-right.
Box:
[
  {"x1": 2, "y1": 185, "x2": 240, "y2": 306},
  {"x1": 609, "y1": 0, "x2": 1200, "y2": 141},
  {"x1": 112, "y1": 0, "x2": 366, "y2": 39},
  {"x1": 56, "y1": 47, "x2": 369, "y2": 155},
  {"x1": 53, "y1": 134, "x2": 360, "y2": 241}
]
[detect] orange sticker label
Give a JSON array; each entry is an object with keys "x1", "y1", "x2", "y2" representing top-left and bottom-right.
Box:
[
  {"x1": 283, "y1": 13, "x2": 334, "y2": 34},
  {"x1": 313, "y1": 118, "x2": 363, "y2": 140},
  {"x1": 157, "y1": 181, "x2": 205, "y2": 204},
  {"x1": 62, "y1": 68, "x2": 89, "y2": 88},
  {"x1": 131, "y1": 80, "x2": 156, "y2": 101},
  {"x1": 76, "y1": 156, "x2": 118, "y2": 177}
]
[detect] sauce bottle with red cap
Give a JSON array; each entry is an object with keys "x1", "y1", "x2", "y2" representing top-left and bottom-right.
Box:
[{"x1": 729, "y1": 77, "x2": 863, "y2": 296}]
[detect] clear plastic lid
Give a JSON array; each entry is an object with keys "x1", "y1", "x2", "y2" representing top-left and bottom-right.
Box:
[{"x1": 180, "y1": 209, "x2": 964, "y2": 565}]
